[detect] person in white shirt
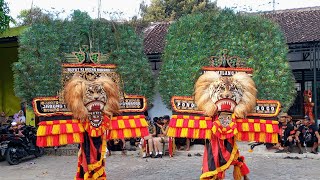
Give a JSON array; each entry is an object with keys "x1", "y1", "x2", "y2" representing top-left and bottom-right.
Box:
[{"x1": 13, "y1": 110, "x2": 26, "y2": 124}]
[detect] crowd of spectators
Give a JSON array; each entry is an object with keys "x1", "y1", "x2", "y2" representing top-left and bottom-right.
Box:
[
  {"x1": 0, "y1": 110, "x2": 27, "y2": 140},
  {"x1": 105, "y1": 115, "x2": 172, "y2": 158},
  {"x1": 0, "y1": 110, "x2": 26, "y2": 127},
  {"x1": 275, "y1": 113, "x2": 320, "y2": 154},
  {"x1": 139, "y1": 115, "x2": 170, "y2": 158},
  {"x1": 106, "y1": 114, "x2": 206, "y2": 158}
]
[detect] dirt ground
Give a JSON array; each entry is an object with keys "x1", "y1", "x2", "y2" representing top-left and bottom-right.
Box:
[{"x1": 0, "y1": 144, "x2": 319, "y2": 180}]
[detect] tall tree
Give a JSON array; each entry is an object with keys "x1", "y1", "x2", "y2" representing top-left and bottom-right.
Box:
[
  {"x1": 140, "y1": 0, "x2": 219, "y2": 22},
  {"x1": 0, "y1": 0, "x2": 11, "y2": 33},
  {"x1": 13, "y1": 11, "x2": 155, "y2": 106},
  {"x1": 158, "y1": 10, "x2": 296, "y2": 112},
  {"x1": 17, "y1": 7, "x2": 54, "y2": 25}
]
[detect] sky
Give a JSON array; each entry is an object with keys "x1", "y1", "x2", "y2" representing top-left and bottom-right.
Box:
[{"x1": 5, "y1": 0, "x2": 320, "y2": 22}]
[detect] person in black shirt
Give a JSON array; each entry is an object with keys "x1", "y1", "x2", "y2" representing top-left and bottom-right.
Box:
[
  {"x1": 277, "y1": 113, "x2": 295, "y2": 153},
  {"x1": 306, "y1": 122, "x2": 320, "y2": 153},
  {"x1": 295, "y1": 116, "x2": 320, "y2": 154},
  {"x1": 283, "y1": 115, "x2": 295, "y2": 152}
]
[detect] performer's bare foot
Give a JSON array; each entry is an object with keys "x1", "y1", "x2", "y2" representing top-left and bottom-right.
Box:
[{"x1": 243, "y1": 175, "x2": 249, "y2": 180}]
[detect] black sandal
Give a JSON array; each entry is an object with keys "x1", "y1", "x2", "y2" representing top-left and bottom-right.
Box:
[
  {"x1": 310, "y1": 151, "x2": 318, "y2": 154},
  {"x1": 275, "y1": 149, "x2": 285, "y2": 153}
]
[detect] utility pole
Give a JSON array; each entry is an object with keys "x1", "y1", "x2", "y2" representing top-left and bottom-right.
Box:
[
  {"x1": 313, "y1": 43, "x2": 318, "y2": 125},
  {"x1": 30, "y1": 0, "x2": 34, "y2": 24},
  {"x1": 98, "y1": 0, "x2": 101, "y2": 20},
  {"x1": 273, "y1": 0, "x2": 275, "y2": 11}
]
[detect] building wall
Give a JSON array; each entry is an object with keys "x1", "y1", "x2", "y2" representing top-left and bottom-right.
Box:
[
  {"x1": 0, "y1": 42, "x2": 21, "y2": 116},
  {"x1": 287, "y1": 48, "x2": 320, "y2": 121},
  {"x1": 148, "y1": 91, "x2": 172, "y2": 119},
  {"x1": 147, "y1": 57, "x2": 172, "y2": 119}
]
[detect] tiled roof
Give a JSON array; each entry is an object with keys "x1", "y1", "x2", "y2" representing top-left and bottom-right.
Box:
[
  {"x1": 262, "y1": 6, "x2": 320, "y2": 44},
  {"x1": 143, "y1": 7, "x2": 320, "y2": 54},
  {"x1": 143, "y1": 22, "x2": 170, "y2": 54}
]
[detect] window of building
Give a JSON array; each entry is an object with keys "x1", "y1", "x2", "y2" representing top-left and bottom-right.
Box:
[
  {"x1": 305, "y1": 81, "x2": 313, "y2": 90},
  {"x1": 295, "y1": 83, "x2": 301, "y2": 91}
]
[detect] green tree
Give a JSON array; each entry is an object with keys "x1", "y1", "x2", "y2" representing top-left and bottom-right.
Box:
[
  {"x1": 158, "y1": 10, "x2": 296, "y2": 112},
  {"x1": 140, "y1": 0, "x2": 219, "y2": 22},
  {"x1": 17, "y1": 7, "x2": 54, "y2": 25},
  {"x1": 0, "y1": 0, "x2": 11, "y2": 33},
  {"x1": 13, "y1": 10, "x2": 154, "y2": 106}
]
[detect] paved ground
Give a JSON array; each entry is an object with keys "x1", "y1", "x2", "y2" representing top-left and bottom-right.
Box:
[{"x1": 0, "y1": 143, "x2": 319, "y2": 180}]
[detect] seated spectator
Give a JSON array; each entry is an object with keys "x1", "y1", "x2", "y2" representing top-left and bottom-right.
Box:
[
  {"x1": 9, "y1": 122, "x2": 25, "y2": 137},
  {"x1": 128, "y1": 138, "x2": 137, "y2": 151},
  {"x1": 13, "y1": 110, "x2": 26, "y2": 124},
  {"x1": 154, "y1": 117, "x2": 162, "y2": 136},
  {"x1": 305, "y1": 117, "x2": 320, "y2": 153},
  {"x1": 294, "y1": 120, "x2": 302, "y2": 130},
  {"x1": 107, "y1": 139, "x2": 126, "y2": 155},
  {"x1": 140, "y1": 118, "x2": 156, "y2": 158},
  {"x1": 295, "y1": 116, "x2": 320, "y2": 154},
  {"x1": 175, "y1": 138, "x2": 191, "y2": 151},
  {"x1": 274, "y1": 113, "x2": 287, "y2": 152},
  {"x1": 280, "y1": 113, "x2": 295, "y2": 153},
  {"x1": 0, "y1": 111, "x2": 8, "y2": 126},
  {"x1": 152, "y1": 115, "x2": 170, "y2": 158}
]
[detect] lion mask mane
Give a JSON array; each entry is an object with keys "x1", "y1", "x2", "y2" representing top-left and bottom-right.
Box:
[
  {"x1": 194, "y1": 71, "x2": 257, "y2": 118},
  {"x1": 64, "y1": 76, "x2": 120, "y2": 124}
]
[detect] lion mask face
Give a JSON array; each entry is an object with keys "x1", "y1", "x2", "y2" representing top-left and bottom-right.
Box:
[
  {"x1": 64, "y1": 76, "x2": 120, "y2": 127},
  {"x1": 195, "y1": 71, "x2": 257, "y2": 118}
]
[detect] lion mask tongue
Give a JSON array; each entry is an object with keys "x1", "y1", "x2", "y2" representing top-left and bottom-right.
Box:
[{"x1": 215, "y1": 99, "x2": 236, "y2": 112}]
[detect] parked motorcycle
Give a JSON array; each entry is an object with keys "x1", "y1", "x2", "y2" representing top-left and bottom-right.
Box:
[
  {"x1": 0, "y1": 125, "x2": 11, "y2": 161},
  {"x1": 2, "y1": 125, "x2": 44, "y2": 165}
]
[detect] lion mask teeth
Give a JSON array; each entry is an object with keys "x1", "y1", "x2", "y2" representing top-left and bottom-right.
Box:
[
  {"x1": 194, "y1": 71, "x2": 257, "y2": 117},
  {"x1": 86, "y1": 101, "x2": 105, "y2": 111}
]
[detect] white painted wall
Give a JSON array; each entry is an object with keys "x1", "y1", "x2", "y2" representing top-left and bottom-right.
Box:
[{"x1": 148, "y1": 91, "x2": 172, "y2": 119}]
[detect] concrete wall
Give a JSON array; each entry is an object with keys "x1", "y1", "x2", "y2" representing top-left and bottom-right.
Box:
[
  {"x1": 148, "y1": 91, "x2": 172, "y2": 119},
  {"x1": 0, "y1": 42, "x2": 21, "y2": 116}
]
